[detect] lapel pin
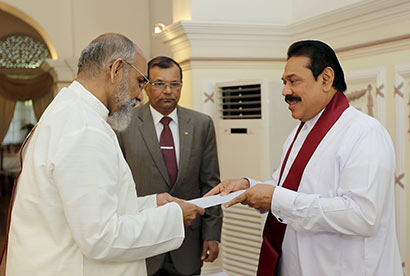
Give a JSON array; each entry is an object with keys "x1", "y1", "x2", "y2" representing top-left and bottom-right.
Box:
[{"x1": 184, "y1": 131, "x2": 189, "y2": 136}]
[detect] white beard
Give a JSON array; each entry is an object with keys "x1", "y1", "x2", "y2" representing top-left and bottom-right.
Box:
[{"x1": 107, "y1": 80, "x2": 138, "y2": 132}]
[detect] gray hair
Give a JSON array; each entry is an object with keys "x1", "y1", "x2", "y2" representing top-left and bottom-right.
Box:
[{"x1": 77, "y1": 33, "x2": 136, "y2": 77}]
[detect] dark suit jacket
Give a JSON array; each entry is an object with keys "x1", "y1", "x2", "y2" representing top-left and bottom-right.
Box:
[{"x1": 117, "y1": 103, "x2": 222, "y2": 275}]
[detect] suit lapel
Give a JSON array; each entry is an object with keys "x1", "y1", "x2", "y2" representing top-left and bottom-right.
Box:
[
  {"x1": 138, "y1": 104, "x2": 171, "y2": 186},
  {"x1": 176, "y1": 106, "x2": 193, "y2": 187}
]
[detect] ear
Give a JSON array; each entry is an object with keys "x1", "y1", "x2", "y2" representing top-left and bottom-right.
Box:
[
  {"x1": 321, "y1": 66, "x2": 335, "y2": 92},
  {"x1": 109, "y1": 59, "x2": 124, "y2": 84}
]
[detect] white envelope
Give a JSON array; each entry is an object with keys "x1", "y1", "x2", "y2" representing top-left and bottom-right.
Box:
[{"x1": 187, "y1": 190, "x2": 246, "y2": 209}]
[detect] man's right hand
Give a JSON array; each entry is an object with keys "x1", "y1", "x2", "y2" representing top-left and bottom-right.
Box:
[
  {"x1": 204, "y1": 178, "x2": 250, "y2": 197},
  {"x1": 177, "y1": 202, "x2": 205, "y2": 226}
]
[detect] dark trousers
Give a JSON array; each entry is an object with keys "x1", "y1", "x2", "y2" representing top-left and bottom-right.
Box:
[{"x1": 149, "y1": 252, "x2": 201, "y2": 276}]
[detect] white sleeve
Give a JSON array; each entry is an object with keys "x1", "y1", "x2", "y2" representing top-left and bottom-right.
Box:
[
  {"x1": 270, "y1": 124, "x2": 395, "y2": 236},
  {"x1": 136, "y1": 194, "x2": 158, "y2": 209},
  {"x1": 245, "y1": 168, "x2": 279, "y2": 188},
  {"x1": 52, "y1": 126, "x2": 184, "y2": 262}
]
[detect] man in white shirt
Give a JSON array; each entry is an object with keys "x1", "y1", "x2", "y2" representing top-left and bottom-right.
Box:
[
  {"x1": 206, "y1": 40, "x2": 402, "y2": 276},
  {"x1": 2, "y1": 33, "x2": 204, "y2": 276}
]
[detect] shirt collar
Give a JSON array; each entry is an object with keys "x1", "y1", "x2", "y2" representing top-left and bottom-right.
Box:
[
  {"x1": 149, "y1": 105, "x2": 178, "y2": 125},
  {"x1": 304, "y1": 108, "x2": 324, "y2": 130},
  {"x1": 70, "y1": 80, "x2": 109, "y2": 120}
]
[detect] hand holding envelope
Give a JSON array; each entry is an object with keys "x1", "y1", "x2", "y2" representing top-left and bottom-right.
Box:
[
  {"x1": 187, "y1": 178, "x2": 250, "y2": 208},
  {"x1": 157, "y1": 192, "x2": 205, "y2": 226},
  {"x1": 194, "y1": 178, "x2": 275, "y2": 212},
  {"x1": 187, "y1": 190, "x2": 246, "y2": 209}
]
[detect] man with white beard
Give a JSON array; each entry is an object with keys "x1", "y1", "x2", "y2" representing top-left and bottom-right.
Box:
[{"x1": 1, "y1": 33, "x2": 204, "y2": 276}]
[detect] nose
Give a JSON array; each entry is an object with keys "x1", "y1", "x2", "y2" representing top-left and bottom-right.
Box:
[
  {"x1": 163, "y1": 84, "x2": 172, "y2": 94},
  {"x1": 282, "y1": 83, "x2": 292, "y2": 97},
  {"x1": 133, "y1": 86, "x2": 142, "y2": 101},
  {"x1": 136, "y1": 91, "x2": 144, "y2": 102}
]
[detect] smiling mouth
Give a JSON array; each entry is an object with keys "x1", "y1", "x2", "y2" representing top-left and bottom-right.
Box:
[
  {"x1": 284, "y1": 95, "x2": 301, "y2": 111},
  {"x1": 287, "y1": 100, "x2": 298, "y2": 107}
]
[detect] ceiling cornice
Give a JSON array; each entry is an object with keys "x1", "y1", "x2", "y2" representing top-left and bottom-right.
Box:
[
  {"x1": 289, "y1": 0, "x2": 410, "y2": 46},
  {"x1": 156, "y1": 0, "x2": 410, "y2": 62},
  {"x1": 155, "y1": 21, "x2": 290, "y2": 61}
]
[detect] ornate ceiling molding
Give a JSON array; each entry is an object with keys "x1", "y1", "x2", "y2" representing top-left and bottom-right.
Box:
[
  {"x1": 157, "y1": 0, "x2": 410, "y2": 62},
  {"x1": 155, "y1": 21, "x2": 290, "y2": 61},
  {"x1": 289, "y1": 0, "x2": 410, "y2": 42}
]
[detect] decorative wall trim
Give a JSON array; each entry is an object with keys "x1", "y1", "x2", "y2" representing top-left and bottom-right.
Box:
[
  {"x1": 337, "y1": 36, "x2": 410, "y2": 59},
  {"x1": 289, "y1": 0, "x2": 410, "y2": 42},
  {"x1": 204, "y1": 92, "x2": 214, "y2": 104},
  {"x1": 394, "y1": 63, "x2": 409, "y2": 271},
  {"x1": 346, "y1": 84, "x2": 374, "y2": 116},
  {"x1": 179, "y1": 57, "x2": 285, "y2": 72},
  {"x1": 345, "y1": 67, "x2": 386, "y2": 125},
  {"x1": 346, "y1": 85, "x2": 369, "y2": 101},
  {"x1": 157, "y1": 0, "x2": 410, "y2": 62},
  {"x1": 395, "y1": 63, "x2": 410, "y2": 140},
  {"x1": 159, "y1": 20, "x2": 290, "y2": 47},
  {"x1": 376, "y1": 84, "x2": 384, "y2": 98},
  {"x1": 155, "y1": 21, "x2": 290, "y2": 61},
  {"x1": 396, "y1": 173, "x2": 405, "y2": 189},
  {"x1": 395, "y1": 82, "x2": 405, "y2": 98}
]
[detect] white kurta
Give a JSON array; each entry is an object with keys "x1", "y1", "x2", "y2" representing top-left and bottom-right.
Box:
[
  {"x1": 6, "y1": 81, "x2": 185, "y2": 276},
  {"x1": 249, "y1": 106, "x2": 402, "y2": 276}
]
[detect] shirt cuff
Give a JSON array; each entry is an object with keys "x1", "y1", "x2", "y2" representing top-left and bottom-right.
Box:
[
  {"x1": 270, "y1": 186, "x2": 298, "y2": 224},
  {"x1": 242, "y1": 177, "x2": 257, "y2": 188}
]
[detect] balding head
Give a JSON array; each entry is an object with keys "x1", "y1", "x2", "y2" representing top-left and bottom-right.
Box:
[{"x1": 77, "y1": 33, "x2": 143, "y2": 78}]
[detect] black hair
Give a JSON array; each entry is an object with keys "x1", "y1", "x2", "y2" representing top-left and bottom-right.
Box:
[
  {"x1": 147, "y1": 56, "x2": 182, "y2": 82},
  {"x1": 287, "y1": 40, "x2": 347, "y2": 92}
]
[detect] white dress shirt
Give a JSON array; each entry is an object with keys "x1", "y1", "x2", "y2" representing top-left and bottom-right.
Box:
[
  {"x1": 249, "y1": 106, "x2": 402, "y2": 276},
  {"x1": 149, "y1": 105, "x2": 180, "y2": 167},
  {"x1": 7, "y1": 81, "x2": 185, "y2": 276}
]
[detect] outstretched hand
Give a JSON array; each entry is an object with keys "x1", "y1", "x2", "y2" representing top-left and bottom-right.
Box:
[
  {"x1": 177, "y1": 202, "x2": 205, "y2": 226},
  {"x1": 225, "y1": 184, "x2": 275, "y2": 212},
  {"x1": 156, "y1": 193, "x2": 183, "y2": 206},
  {"x1": 204, "y1": 178, "x2": 250, "y2": 197}
]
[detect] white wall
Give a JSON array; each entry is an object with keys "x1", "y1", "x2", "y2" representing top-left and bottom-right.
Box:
[
  {"x1": 191, "y1": 0, "x2": 291, "y2": 24},
  {"x1": 291, "y1": 0, "x2": 367, "y2": 22},
  {"x1": 172, "y1": 0, "x2": 367, "y2": 25}
]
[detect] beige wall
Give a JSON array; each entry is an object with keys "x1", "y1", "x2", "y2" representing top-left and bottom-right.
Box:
[{"x1": 1, "y1": 0, "x2": 152, "y2": 60}]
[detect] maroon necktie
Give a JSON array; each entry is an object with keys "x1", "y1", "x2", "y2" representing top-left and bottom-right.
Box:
[
  {"x1": 160, "y1": 117, "x2": 178, "y2": 187},
  {"x1": 257, "y1": 91, "x2": 349, "y2": 276}
]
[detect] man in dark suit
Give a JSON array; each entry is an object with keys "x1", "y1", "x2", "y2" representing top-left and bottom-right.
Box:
[{"x1": 117, "y1": 56, "x2": 222, "y2": 276}]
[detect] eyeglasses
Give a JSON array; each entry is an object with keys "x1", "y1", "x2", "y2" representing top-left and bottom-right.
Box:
[
  {"x1": 150, "y1": 81, "x2": 183, "y2": 91},
  {"x1": 122, "y1": 60, "x2": 150, "y2": 90}
]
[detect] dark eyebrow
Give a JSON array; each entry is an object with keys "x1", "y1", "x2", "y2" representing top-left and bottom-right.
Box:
[
  {"x1": 283, "y1": 73, "x2": 296, "y2": 80},
  {"x1": 282, "y1": 73, "x2": 296, "y2": 83},
  {"x1": 151, "y1": 79, "x2": 180, "y2": 83}
]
